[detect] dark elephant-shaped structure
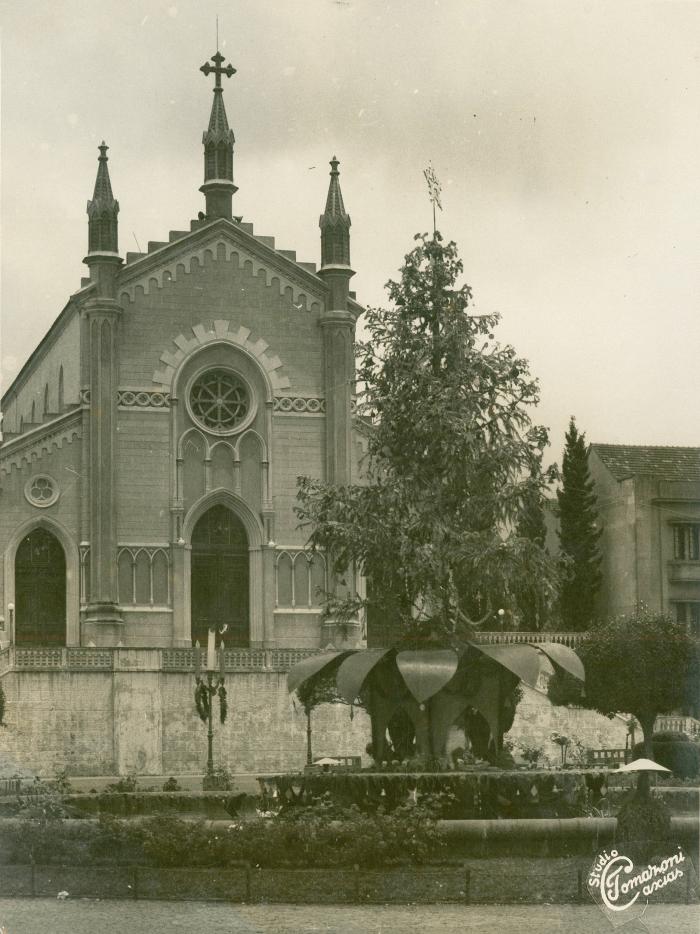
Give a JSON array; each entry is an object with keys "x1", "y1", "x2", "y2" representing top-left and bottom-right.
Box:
[{"x1": 288, "y1": 641, "x2": 585, "y2": 763}]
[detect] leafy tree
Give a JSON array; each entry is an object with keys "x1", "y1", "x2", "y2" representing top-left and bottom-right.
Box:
[
  {"x1": 515, "y1": 462, "x2": 552, "y2": 629},
  {"x1": 547, "y1": 608, "x2": 696, "y2": 795},
  {"x1": 297, "y1": 232, "x2": 559, "y2": 646},
  {"x1": 556, "y1": 417, "x2": 602, "y2": 630}
]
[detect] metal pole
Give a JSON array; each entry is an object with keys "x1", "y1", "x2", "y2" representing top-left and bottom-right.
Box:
[
  {"x1": 207, "y1": 671, "x2": 214, "y2": 777},
  {"x1": 306, "y1": 708, "x2": 312, "y2": 766}
]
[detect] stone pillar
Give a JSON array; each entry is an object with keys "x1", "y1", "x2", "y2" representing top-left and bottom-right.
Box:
[
  {"x1": 318, "y1": 289, "x2": 360, "y2": 648},
  {"x1": 320, "y1": 308, "x2": 355, "y2": 486},
  {"x1": 83, "y1": 292, "x2": 124, "y2": 645}
]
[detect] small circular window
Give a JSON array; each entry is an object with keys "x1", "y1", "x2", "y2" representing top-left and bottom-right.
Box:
[
  {"x1": 187, "y1": 367, "x2": 254, "y2": 435},
  {"x1": 25, "y1": 474, "x2": 59, "y2": 508}
]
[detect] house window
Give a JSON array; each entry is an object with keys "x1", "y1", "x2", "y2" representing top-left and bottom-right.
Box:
[
  {"x1": 674, "y1": 602, "x2": 700, "y2": 636},
  {"x1": 673, "y1": 525, "x2": 700, "y2": 561}
]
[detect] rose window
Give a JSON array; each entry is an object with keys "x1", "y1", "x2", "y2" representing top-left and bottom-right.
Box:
[
  {"x1": 188, "y1": 368, "x2": 251, "y2": 434},
  {"x1": 25, "y1": 474, "x2": 59, "y2": 508}
]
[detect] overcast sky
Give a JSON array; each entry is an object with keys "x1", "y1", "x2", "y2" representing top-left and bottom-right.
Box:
[{"x1": 1, "y1": 0, "x2": 698, "y2": 459}]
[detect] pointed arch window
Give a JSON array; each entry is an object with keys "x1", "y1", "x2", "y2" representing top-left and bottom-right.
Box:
[
  {"x1": 117, "y1": 546, "x2": 171, "y2": 606},
  {"x1": 275, "y1": 550, "x2": 327, "y2": 608}
]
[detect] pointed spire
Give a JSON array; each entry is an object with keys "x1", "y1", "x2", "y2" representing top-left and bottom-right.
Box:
[
  {"x1": 87, "y1": 142, "x2": 119, "y2": 254},
  {"x1": 200, "y1": 51, "x2": 237, "y2": 220},
  {"x1": 320, "y1": 156, "x2": 351, "y2": 268}
]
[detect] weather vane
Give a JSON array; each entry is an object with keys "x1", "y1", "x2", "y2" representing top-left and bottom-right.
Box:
[{"x1": 423, "y1": 162, "x2": 443, "y2": 236}]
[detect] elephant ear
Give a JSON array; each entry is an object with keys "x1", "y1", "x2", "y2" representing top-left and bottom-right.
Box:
[
  {"x1": 469, "y1": 642, "x2": 543, "y2": 688},
  {"x1": 534, "y1": 642, "x2": 585, "y2": 682},
  {"x1": 336, "y1": 648, "x2": 392, "y2": 704},
  {"x1": 395, "y1": 649, "x2": 459, "y2": 704},
  {"x1": 287, "y1": 651, "x2": 349, "y2": 695},
  {"x1": 469, "y1": 669, "x2": 502, "y2": 743}
]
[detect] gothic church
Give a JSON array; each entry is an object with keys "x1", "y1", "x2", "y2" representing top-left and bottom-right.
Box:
[
  {"x1": 0, "y1": 53, "x2": 374, "y2": 775},
  {"x1": 0, "y1": 51, "x2": 363, "y2": 658}
]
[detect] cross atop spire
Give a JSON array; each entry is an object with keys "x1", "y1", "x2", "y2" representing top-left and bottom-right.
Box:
[
  {"x1": 200, "y1": 51, "x2": 236, "y2": 90},
  {"x1": 199, "y1": 50, "x2": 237, "y2": 220}
]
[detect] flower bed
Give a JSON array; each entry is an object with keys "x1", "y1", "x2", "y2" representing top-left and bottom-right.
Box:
[{"x1": 257, "y1": 769, "x2": 616, "y2": 819}]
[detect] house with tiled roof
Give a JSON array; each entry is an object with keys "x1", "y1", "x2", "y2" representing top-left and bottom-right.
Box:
[{"x1": 588, "y1": 444, "x2": 700, "y2": 631}]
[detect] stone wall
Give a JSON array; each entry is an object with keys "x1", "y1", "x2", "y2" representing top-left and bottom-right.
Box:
[
  {"x1": 0, "y1": 668, "x2": 628, "y2": 778},
  {"x1": 511, "y1": 683, "x2": 628, "y2": 761},
  {"x1": 0, "y1": 669, "x2": 370, "y2": 777}
]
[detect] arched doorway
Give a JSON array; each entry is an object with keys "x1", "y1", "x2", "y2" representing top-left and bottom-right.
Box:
[
  {"x1": 15, "y1": 528, "x2": 67, "y2": 645},
  {"x1": 191, "y1": 504, "x2": 249, "y2": 647}
]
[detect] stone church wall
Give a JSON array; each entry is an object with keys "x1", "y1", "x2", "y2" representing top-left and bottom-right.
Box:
[
  {"x1": 272, "y1": 417, "x2": 325, "y2": 542},
  {"x1": 1, "y1": 311, "x2": 81, "y2": 434},
  {"x1": 0, "y1": 669, "x2": 627, "y2": 778},
  {"x1": 115, "y1": 411, "x2": 170, "y2": 542}
]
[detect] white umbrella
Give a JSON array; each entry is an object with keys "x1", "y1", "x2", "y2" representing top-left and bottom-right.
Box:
[{"x1": 617, "y1": 757, "x2": 671, "y2": 773}]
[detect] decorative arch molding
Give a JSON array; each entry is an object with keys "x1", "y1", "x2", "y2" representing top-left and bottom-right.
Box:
[
  {"x1": 178, "y1": 426, "x2": 209, "y2": 460},
  {"x1": 118, "y1": 238, "x2": 322, "y2": 316},
  {"x1": 153, "y1": 323, "x2": 290, "y2": 398},
  {"x1": 183, "y1": 488, "x2": 264, "y2": 544},
  {"x1": 180, "y1": 489, "x2": 265, "y2": 647},
  {"x1": 3, "y1": 515, "x2": 80, "y2": 646},
  {"x1": 179, "y1": 425, "x2": 269, "y2": 463},
  {"x1": 234, "y1": 428, "x2": 268, "y2": 462}
]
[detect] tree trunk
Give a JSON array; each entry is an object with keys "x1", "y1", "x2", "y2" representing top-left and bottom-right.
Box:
[{"x1": 636, "y1": 713, "x2": 656, "y2": 799}]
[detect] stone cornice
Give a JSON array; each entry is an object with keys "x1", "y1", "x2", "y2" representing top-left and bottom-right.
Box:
[{"x1": 0, "y1": 409, "x2": 82, "y2": 474}]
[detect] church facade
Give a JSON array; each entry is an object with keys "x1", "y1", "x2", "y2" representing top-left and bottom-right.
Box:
[{"x1": 0, "y1": 52, "x2": 364, "y2": 658}]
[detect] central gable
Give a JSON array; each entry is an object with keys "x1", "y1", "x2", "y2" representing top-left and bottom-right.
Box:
[{"x1": 117, "y1": 218, "x2": 327, "y2": 315}]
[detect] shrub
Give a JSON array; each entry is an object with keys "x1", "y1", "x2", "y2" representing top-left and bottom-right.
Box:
[
  {"x1": 104, "y1": 774, "x2": 138, "y2": 793},
  {"x1": 632, "y1": 737, "x2": 700, "y2": 779},
  {"x1": 162, "y1": 776, "x2": 181, "y2": 792},
  {"x1": 82, "y1": 807, "x2": 446, "y2": 869},
  {"x1": 617, "y1": 794, "x2": 671, "y2": 858},
  {"x1": 650, "y1": 730, "x2": 690, "y2": 743}
]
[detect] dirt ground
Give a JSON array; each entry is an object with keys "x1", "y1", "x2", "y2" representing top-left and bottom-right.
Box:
[{"x1": 0, "y1": 900, "x2": 697, "y2": 934}]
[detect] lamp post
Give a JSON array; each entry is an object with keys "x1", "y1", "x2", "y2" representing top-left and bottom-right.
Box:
[
  {"x1": 194, "y1": 626, "x2": 228, "y2": 790},
  {"x1": 7, "y1": 604, "x2": 14, "y2": 643}
]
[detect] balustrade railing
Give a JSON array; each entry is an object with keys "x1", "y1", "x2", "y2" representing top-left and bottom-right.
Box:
[
  {"x1": 0, "y1": 646, "x2": 319, "y2": 674},
  {"x1": 654, "y1": 715, "x2": 700, "y2": 737},
  {"x1": 0, "y1": 634, "x2": 590, "y2": 674},
  {"x1": 472, "y1": 631, "x2": 585, "y2": 648}
]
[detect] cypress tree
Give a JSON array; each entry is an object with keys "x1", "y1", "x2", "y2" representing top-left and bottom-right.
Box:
[{"x1": 556, "y1": 417, "x2": 602, "y2": 630}]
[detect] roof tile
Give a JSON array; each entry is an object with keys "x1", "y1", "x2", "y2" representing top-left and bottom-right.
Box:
[{"x1": 591, "y1": 444, "x2": 700, "y2": 482}]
